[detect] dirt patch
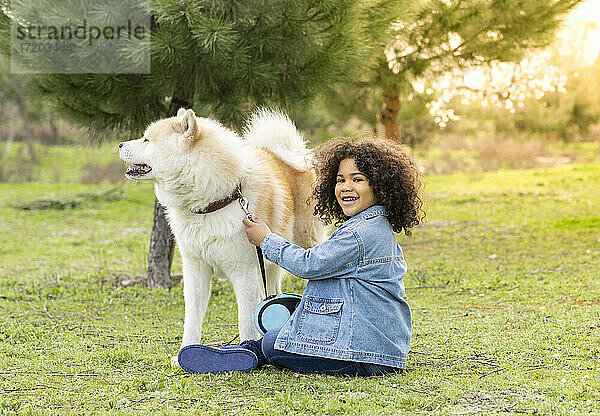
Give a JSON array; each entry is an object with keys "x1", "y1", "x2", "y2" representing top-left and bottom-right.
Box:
[{"x1": 452, "y1": 388, "x2": 545, "y2": 414}]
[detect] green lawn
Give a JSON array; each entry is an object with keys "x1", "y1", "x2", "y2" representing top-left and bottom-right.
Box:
[{"x1": 0, "y1": 158, "x2": 598, "y2": 415}]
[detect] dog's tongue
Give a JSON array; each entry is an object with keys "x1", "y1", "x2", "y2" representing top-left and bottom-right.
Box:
[{"x1": 126, "y1": 164, "x2": 152, "y2": 175}]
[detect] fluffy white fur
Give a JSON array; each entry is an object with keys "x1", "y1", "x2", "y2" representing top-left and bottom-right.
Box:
[
  {"x1": 118, "y1": 108, "x2": 323, "y2": 367},
  {"x1": 243, "y1": 108, "x2": 311, "y2": 170}
]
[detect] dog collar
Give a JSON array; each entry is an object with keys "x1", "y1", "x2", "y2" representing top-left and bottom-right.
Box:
[{"x1": 190, "y1": 184, "x2": 242, "y2": 214}]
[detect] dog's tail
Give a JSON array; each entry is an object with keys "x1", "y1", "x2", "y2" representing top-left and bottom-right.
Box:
[{"x1": 243, "y1": 108, "x2": 311, "y2": 171}]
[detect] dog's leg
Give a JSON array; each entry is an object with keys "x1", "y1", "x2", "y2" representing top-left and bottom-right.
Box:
[
  {"x1": 172, "y1": 256, "x2": 213, "y2": 368},
  {"x1": 228, "y1": 268, "x2": 262, "y2": 341},
  {"x1": 265, "y1": 263, "x2": 283, "y2": 296}
]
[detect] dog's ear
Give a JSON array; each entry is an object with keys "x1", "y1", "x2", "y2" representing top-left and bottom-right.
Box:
[
  {"x1": 180, "y1": 109, "x2": 199, "y2": 142},
  {"x1": 177, "y1": 108, "x2": 187, "y2": 118}
]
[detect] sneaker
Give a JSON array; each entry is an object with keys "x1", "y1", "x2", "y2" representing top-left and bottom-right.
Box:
[
  {"x1": 178, "y1": 345, "x2": 258, "y2": 374},
  {"x1": 240, "y1": 339, "x2": 267, "y2": 367}
]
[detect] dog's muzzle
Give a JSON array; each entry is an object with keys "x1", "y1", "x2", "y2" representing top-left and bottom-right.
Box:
[
  {"x1": 125, "y1": 164, "x2": 152, "y2": 177},
  {"x1": 118, "y1": 142, "x2": 153, "y2": 178}
]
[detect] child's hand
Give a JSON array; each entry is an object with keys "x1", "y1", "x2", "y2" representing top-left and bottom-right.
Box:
[{"x1": 242, "y1": 215, "x2": 271, "y2": 246}]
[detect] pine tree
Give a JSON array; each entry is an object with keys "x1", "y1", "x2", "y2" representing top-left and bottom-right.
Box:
[
  {"x1": 322, "y1": 0, "x2": 582, "y2": 141},
  {"x1": 1, "y1": 0, "x2": 414, "y2": 287}
]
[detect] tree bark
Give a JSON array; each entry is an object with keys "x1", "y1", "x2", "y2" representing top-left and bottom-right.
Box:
[
  {"x1": 49, "y1": 115, "x2": 59, "y2": 145},
  {"x1": 147, "y1": 198, "x2": 176, "y2": 289},
  {"x1": 377, "y1": 91, "x2": 400, "y2": 142},
  {"x1": 16, "y1": 97, "x2": 37, "y2": 162},
  {"x1": 3, "y1": 122, "x2": 15, "y2": 161},
  {"x1": 146, "y1": 83, "x2": 195, "y2": 289}
]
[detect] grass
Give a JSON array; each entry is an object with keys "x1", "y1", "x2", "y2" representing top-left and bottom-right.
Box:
[
  {"x1": 0, "y1": 143, "x2": 124, "y2": 183},
  {"x1": 0, "y1": 144, "x2": 599, "y2": 415}
]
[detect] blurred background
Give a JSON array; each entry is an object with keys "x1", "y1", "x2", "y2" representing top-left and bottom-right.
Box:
[{"x1": 0, "y1": 0, "x2": 598, "y2": 180}]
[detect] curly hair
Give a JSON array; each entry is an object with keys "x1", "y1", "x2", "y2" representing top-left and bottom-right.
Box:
[{"x1": 312, "y1": 137, "x2": 425, "y2": 235}]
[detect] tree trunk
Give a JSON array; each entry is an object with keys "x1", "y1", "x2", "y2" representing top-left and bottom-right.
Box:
[
  {"x1": 16, "y1": 98, "x2": 37, "y2": 162},
  {"x1": 147, "y1": 198, "x2": 176, "y2": 289},
  {"x1": 4, "y1": 122, "x2": 15, "y2": 161},
  {"x1": 146, "y1": 83, "x2": 195, "y2": 289},
  {"x1": 49, "y1": 115, "x2": 59, "y2": 145},
  {"x1": 377, "y1": 91, "x2": 400, "y2": 142}
]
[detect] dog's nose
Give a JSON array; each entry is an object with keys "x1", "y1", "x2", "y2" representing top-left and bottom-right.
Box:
[{"x1": 118, "y1": 142, "x2": 124, "y2": 148}]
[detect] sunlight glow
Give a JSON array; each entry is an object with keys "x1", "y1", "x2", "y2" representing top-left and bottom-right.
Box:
[
  {"x1": 568, "y1": 0, "x2": 600, "y2": 65},
  {"x1": 422, "y1": 0, "x2": 600, "y2": 127}
]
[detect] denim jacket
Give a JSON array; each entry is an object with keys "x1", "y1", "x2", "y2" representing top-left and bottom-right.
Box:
[{"x1": 260, "y1": 205, "x2": 412, "y2": 368}]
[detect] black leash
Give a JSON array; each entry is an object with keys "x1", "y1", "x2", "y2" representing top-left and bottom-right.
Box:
[
  {"x1": 239, "y1": 196, "x2": 268, "y2": 298},
  {"x1": 256, "y1": 246, "x2": 267, "y2": 297},
  {"x1": 239, "y1": 195, "x2": 302, "y2": 336}
]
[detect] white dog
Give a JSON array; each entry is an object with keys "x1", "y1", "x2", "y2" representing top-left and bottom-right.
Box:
[{"x1": 119, "y1": 108, "x2": 324, "y2": 366}]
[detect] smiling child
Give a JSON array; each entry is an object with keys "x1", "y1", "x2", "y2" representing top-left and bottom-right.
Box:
[{"x1": 178, "y1": 137, "x2": 425, "y2": 376}]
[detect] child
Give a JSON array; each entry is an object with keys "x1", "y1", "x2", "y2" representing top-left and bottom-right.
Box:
[{"x1": 177, "y1": 137, "x2": 425, "y2": 376}]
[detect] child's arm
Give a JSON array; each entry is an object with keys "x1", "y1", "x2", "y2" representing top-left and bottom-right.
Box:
[{"x1": 243, "y1": 216, "x2": 359, "y2": 279}]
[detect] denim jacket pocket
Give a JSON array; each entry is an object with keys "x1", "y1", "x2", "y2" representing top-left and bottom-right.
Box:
[{"x1": 297, "y1": 297, "x2": 344, "y2": 344}]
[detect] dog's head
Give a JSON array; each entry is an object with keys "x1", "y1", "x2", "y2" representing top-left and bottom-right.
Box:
[{"x1": 118, "y1": 108, "x2": 203, "y2": 181}]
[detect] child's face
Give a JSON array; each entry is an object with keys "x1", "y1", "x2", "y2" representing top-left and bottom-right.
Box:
[{"x1": 335, "y1": 158, "x2": 377, "y2": 217}]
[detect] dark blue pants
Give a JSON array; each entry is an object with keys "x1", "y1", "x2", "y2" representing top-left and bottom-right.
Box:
[{"x1": 242, "y1": 329, "x2": 399, "y2": 377}]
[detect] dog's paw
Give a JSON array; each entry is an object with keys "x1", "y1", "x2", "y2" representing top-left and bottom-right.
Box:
[{"x1": 171, "y1": 355, "x2": 181, "y2": 369}]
